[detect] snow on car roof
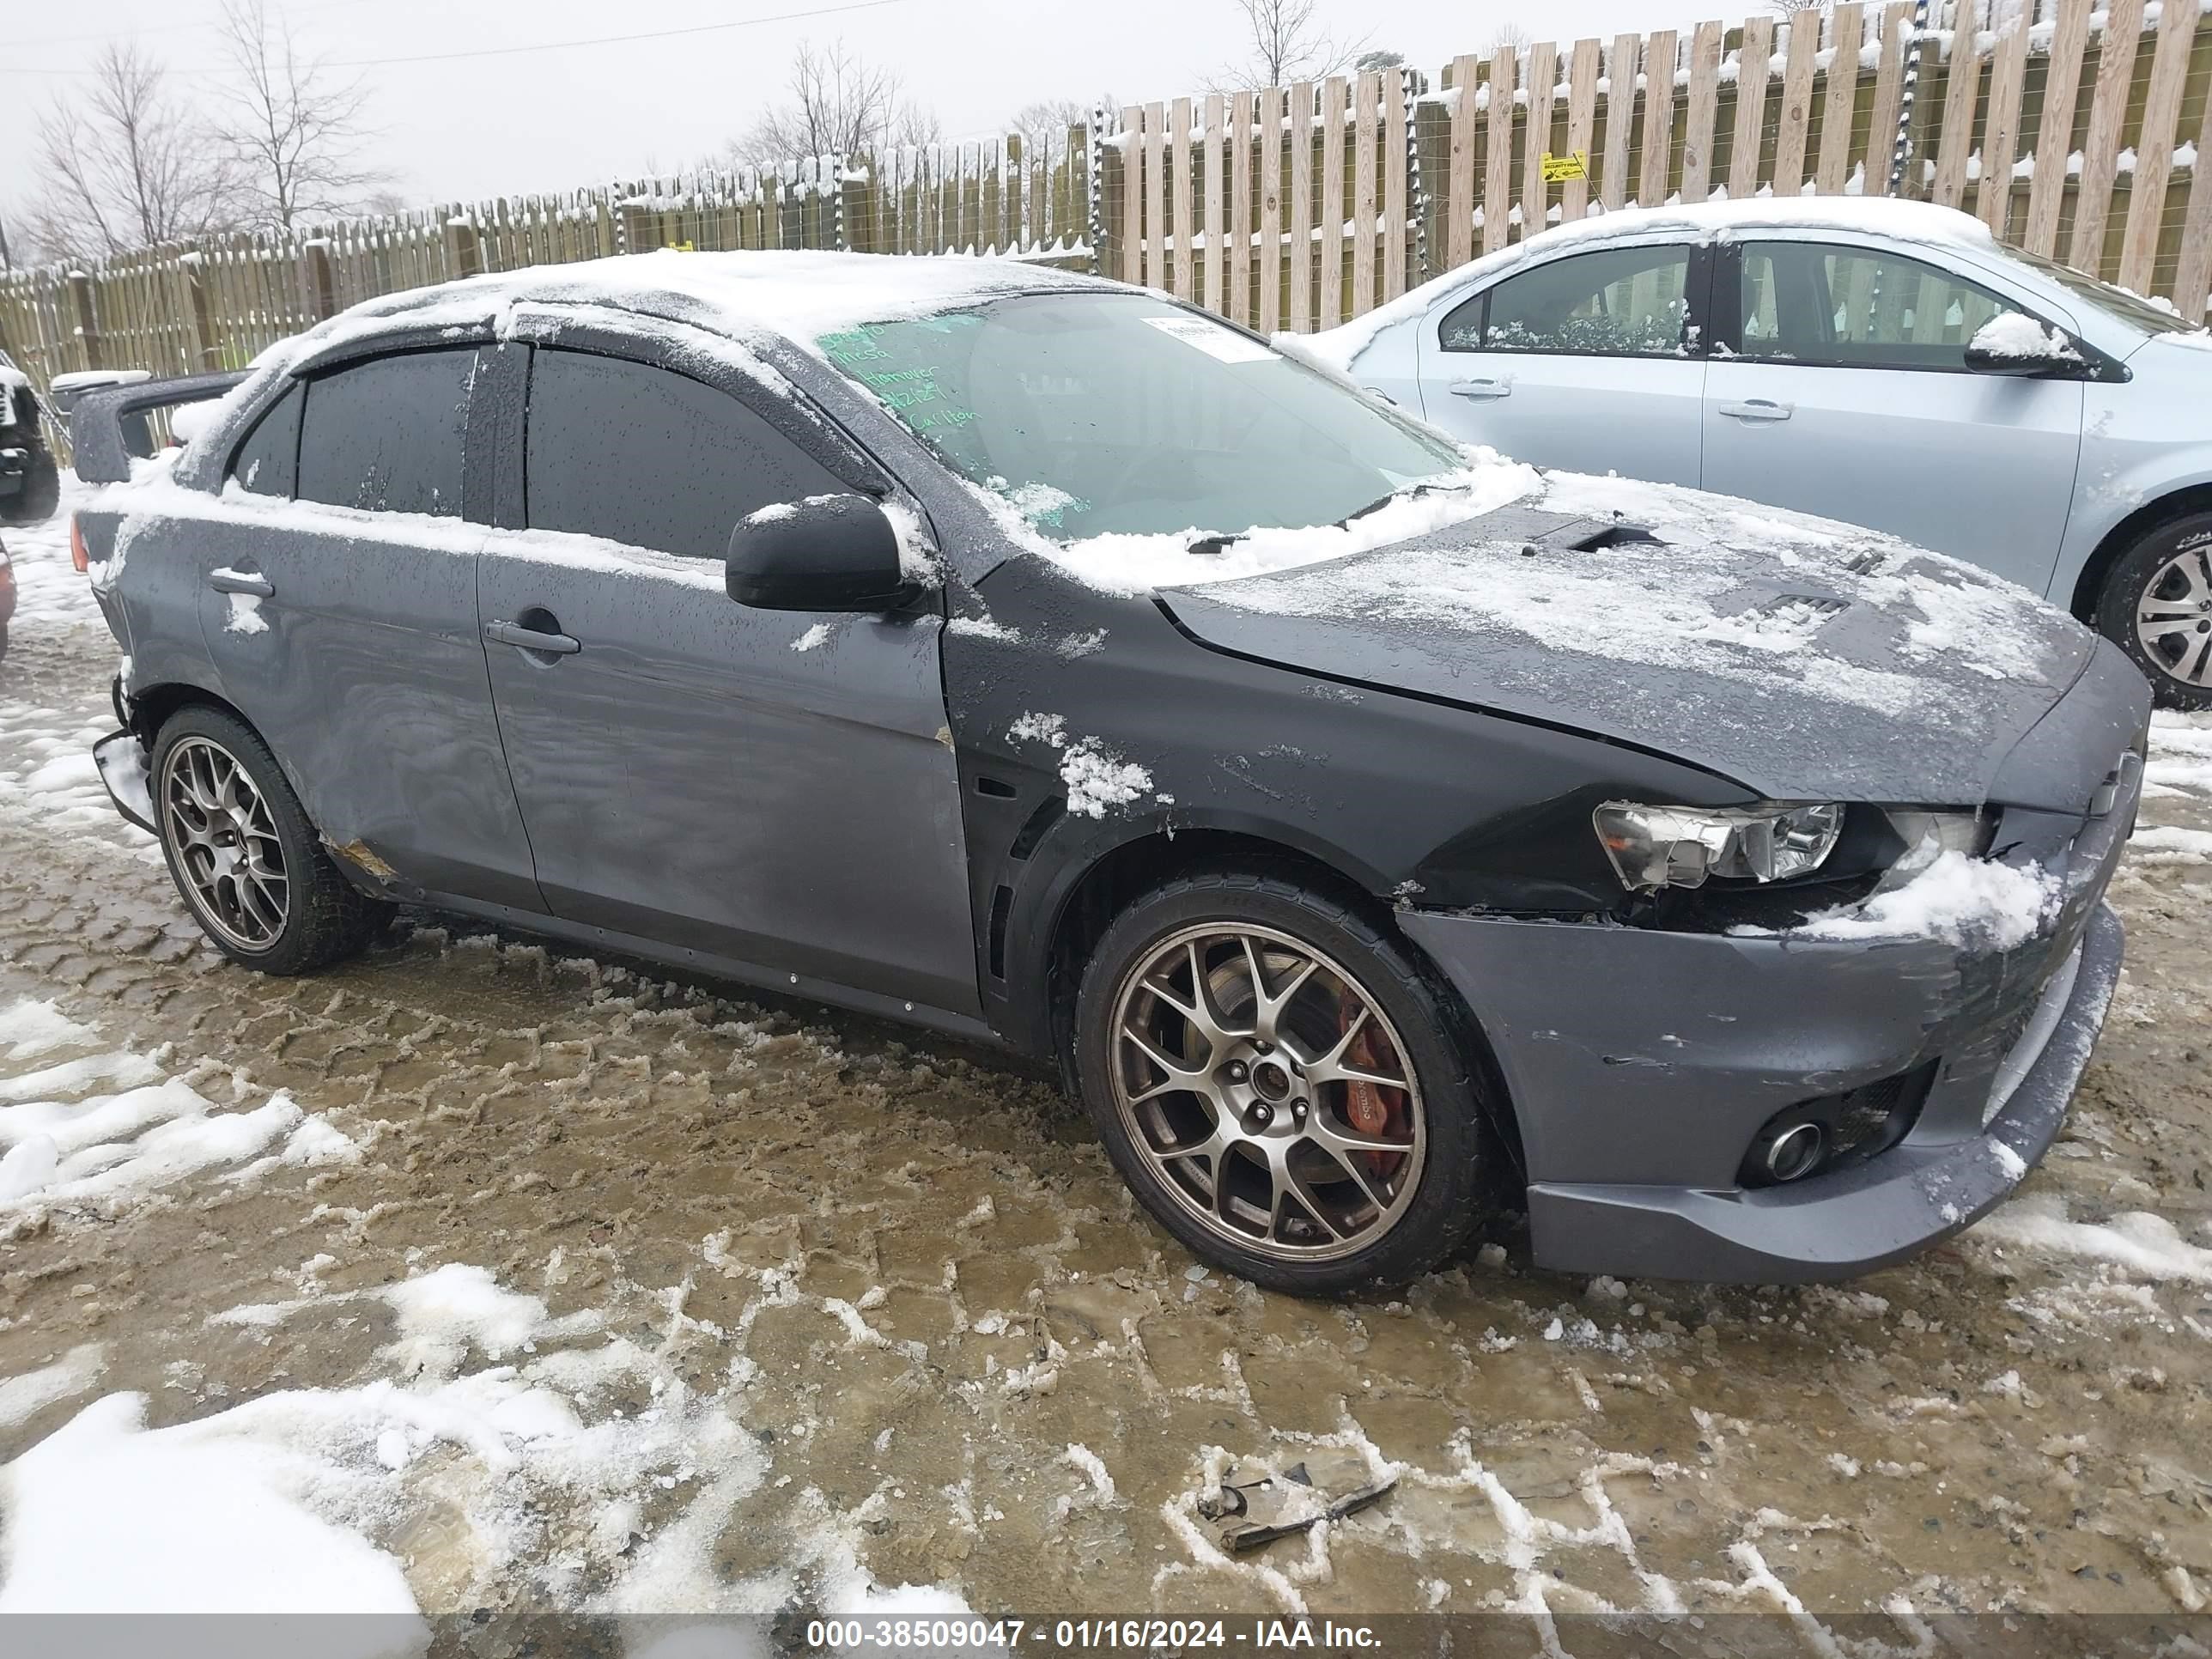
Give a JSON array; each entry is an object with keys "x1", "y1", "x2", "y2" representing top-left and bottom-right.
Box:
[
  {"x1": 266, "y1": 249, "x2": 1115, "y2": 371},
  {"x1": 1298, "y1": 196, "x2": 2002, "y2": 374}
]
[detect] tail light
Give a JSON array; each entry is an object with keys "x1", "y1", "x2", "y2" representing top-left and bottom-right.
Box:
[{"x1": 70, "y1": 514, "x2": 89, "y2": 574}]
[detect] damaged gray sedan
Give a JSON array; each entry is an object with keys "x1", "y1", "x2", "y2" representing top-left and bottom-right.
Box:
[{"x1": 66, "y1": 253, "x2": 2148, "y2": 1295}]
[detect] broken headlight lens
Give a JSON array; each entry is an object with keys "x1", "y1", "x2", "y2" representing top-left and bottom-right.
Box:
[{"x1": 1594, "y1": 801, "x2": 1845, "y2": 891}]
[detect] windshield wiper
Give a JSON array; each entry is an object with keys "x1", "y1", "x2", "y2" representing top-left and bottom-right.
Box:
[
  {"x1": 1184, "y1": 478, "x2": 1472, "y2": 554},
  {"x1": 1186, "y1": 532, "x2": 1246, "y2": 556},
  {"x1": 1334, "y1": 478, "x2": 1469, "y2": 529}
]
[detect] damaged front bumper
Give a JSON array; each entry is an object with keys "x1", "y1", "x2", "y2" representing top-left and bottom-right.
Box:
[{"x1": 1401, "y1": 760, "x2": 2136, "y2": 1284}]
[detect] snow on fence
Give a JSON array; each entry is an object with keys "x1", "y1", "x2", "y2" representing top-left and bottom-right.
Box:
[{"x1": 2, "y1": 0, "x2": 2207, "y2": 416}]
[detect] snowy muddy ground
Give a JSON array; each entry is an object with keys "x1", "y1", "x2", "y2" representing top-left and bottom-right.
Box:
[{"x1": 6, "y1": 495, "x2": 2212, "y2": 1635}]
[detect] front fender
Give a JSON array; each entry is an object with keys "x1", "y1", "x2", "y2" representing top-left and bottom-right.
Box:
[{"x1": 945, "y1": 553, "x2": 1754, "y2": 1060}]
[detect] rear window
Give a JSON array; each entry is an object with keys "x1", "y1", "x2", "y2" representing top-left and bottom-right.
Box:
[
  {"x1": 297, "y1": 349, "x2": 473, "y2": 516},
  {"x1": 229, "y1": 383, "x2": 302, "y2": 499}
]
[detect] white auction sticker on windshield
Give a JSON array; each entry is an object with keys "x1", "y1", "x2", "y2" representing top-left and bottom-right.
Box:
[{"x1": 1140, "y1": 314, "x2": 1277, "y2": 363}]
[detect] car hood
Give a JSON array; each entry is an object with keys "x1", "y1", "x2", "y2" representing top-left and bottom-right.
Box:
[
  {"x1": 2123, "y1": 326, "x2": 2212, "y2": 384},
  {"x1": 1157, "y1": 472, "x2": 2118, "y2": 807}
]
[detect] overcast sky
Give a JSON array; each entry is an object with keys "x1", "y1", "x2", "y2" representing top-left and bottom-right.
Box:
[{"x1": 4, "y1": 0, "x2": 1717, "y2": 229}]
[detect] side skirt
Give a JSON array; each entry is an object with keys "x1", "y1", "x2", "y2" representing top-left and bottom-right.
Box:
[{"x1": 404, "y1": 889, "x2": 1010, "y2": 1051}]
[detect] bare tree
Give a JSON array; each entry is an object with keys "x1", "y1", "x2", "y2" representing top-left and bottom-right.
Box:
[
  {"x1": 1483, "y1": 21, "x2": 1533, "y2": 58},
  {"x1": 213, "y1": 0, "x2": 384, "y2": 232},
  {"x1": 29, "y1": 44, "x2": 239, "y2": 261},
  {"x1": 1216, "y1": 0, "x2": 1363, "y2": 90},
  {"x1": 729, "y1": 41, "x2": 941, "y2": 166},
  {"x1": 1008, "y1": 97, "x2": 1107, "y2": 162}
]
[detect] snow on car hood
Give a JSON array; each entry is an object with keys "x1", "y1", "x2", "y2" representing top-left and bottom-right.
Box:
[{"x1": 1158, "y1": 472, "x2": 2103, "y2": 806}]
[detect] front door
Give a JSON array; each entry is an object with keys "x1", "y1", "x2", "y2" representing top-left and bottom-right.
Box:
[
  {"x1": 476, "y1": 343, "x2": 978, "y2": 1015},
  {"x1": 194, "y1": 346, "x2": 544, "y2": 911},
  {"x1": 1419, "y1": 240, "x2": 1710, "y2": 485},
  {"x1": 1701, "y1": 238, "x2": 2084, "y2": 594}
]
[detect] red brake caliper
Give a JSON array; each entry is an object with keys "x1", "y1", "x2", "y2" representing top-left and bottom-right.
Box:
[{"x1": 1338, "y1": 992, "x2": 1404, "y2": 1183}]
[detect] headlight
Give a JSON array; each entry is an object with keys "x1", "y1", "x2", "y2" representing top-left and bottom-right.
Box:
[
  {"x1": 1595, "y1": 801, "x2": 1845, "y2": 890},
  {"x1": 1877, "y1": 809, "x2": 1990, "y2": 890}
]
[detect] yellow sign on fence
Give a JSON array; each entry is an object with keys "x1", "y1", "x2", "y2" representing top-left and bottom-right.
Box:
[{"x1": 1540, "y1": 151, "x2": 1590, "y2": 184}]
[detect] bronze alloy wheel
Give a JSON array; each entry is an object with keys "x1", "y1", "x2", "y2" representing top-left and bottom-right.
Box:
[
  {"x1": 1105, "y1": 921, "x2": 1428, "y2": 1265},
  {"x1": 159, "y1": 732, "x2": 290, "y2": 952}
]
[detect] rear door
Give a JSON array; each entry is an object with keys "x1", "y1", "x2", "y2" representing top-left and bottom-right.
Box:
[
  {"x1": 1701, "y1": 237, "x2": 2084, "y2": 592},
  {"x1": 1417, "y1": 240, "x2": 1710, "y2": 484},
  {"x1": 475, "y1": 343, "x2": 977, "y2": 1016},
  {"x1": 196, "y1": 347, "x2": 543, "y2": 910}
]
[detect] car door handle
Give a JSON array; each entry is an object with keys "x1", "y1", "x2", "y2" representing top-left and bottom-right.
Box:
[
  {"x1": 484, "y1": 620, "x2": 580, "y2": 655},
  {"x1": 1718, "y1": 399, "x2": 1794, "y2": 422},
  {"x1": 208, "y1": 567, "x2": 273, "y2": 598},
  {"x1": 1449, "y1": 378, "x2": 1512, "y2": 401}
]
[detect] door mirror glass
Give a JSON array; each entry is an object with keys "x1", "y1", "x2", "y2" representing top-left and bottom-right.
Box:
[
  {"x1": 726, "y1": 493, "x2": 921, "y2": 613},
  {"x1": 1963, "y1": 314, "x2": 2091, "y2": 378}
]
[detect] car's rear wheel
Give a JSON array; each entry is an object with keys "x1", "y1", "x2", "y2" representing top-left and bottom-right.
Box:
[
  {"x1": 1, "y1": 453, "x2": 59, "y2": 526},
  {"x1": 2097, "y1": 511, "x2": 2212, "y2": 710},
  {"x1": 151, "y1": 706, "x2": 389, "y2": 974},
  {"x1": 1073, "y1": 871, "x2": 1496, "y2": 1296}
]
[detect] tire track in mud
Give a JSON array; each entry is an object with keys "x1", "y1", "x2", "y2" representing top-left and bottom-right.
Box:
[{"x1": 6, "y1": 618, "x2": 2212, "y2": 1620}]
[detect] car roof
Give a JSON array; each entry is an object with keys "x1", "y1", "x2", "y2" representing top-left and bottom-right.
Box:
[{"x1": 268, "y1": 248, "x2": 1125, "y2": 374}]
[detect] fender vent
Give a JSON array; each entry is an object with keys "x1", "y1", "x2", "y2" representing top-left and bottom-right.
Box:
[
  {"x1": 1009, "y1": 797, "x2": 1063, "y2": 862},
  {"x1": 987, "y1": 884, "x2": 1013, "y2": 980}
]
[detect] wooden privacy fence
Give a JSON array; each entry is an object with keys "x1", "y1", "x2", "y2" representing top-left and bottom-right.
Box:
[
  {"x1": 3, "y1": 0, "x2": 2209, "y2": 414},
  {"x1": 1108, "y1": 0, "x2": 2212, "y2": 333}
]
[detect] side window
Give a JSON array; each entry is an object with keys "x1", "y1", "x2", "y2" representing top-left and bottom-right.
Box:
[
  {"x1": 1738, "y1": 242, "x2": 2027, "y2": 371},
  {"x1": 523, "y1": 349, "x2": 845, "y2": 559},
  {"x1": 297, "y1": 348, "x2": 473, "y2": 515},
  {"x1": 1448, "y1": 246, "x2": 1696, "y2": 357},
  {"x1": 228, "y1": 382, "x2": 302, "y2": 499}
]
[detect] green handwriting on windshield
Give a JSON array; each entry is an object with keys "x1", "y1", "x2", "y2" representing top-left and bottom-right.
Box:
[{"x1": 820, "y1": 322, "x2": 984, "y2": 434}]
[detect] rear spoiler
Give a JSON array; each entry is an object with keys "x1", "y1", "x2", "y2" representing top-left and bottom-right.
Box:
[{"x1": 70, "y1": 370, "x2": 248, "y2": 484}]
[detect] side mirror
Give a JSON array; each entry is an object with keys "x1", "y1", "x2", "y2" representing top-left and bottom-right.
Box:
[
  {"x1": 726, "y1": 492, "x2": 922, "y2": 613},
  {"x1": 1964, "y1": 315, "x2": 2091, "y2": 379}
]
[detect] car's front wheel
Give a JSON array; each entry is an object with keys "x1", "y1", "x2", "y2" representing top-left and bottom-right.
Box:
[
  {"x1": 1073, "y1": 872, "x2": 1498, "y2": 1296},
  {"x1": 151, "y1": 706, "x2": 389, "y2": 974},
  {"x1": 2098, "y1": 510, "x2": 2212, "y2": 710}
]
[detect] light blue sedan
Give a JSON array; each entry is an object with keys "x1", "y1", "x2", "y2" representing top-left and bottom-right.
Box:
[{"x1": 1314, "y1": 200, "x2": 2212, "y2": 707}]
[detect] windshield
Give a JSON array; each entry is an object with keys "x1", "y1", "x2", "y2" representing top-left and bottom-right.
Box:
[
  {"x1": 816, "y1": 293, "x2": 1464, "y2": 542},
  {"x1": 1996, "y1": 245, "x2": 2200, "y2": 338}
]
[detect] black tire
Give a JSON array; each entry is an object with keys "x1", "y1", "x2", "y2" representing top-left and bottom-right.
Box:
[
  {"x1": 2, "y1": 452, "x2": 59, "y2": 526},
  {"x1": 150, "y1": 705, "x2": 390, "y2": 974},
  {"x1": 2095, "y1": 510, "x2": 2212, "y2": 711},
  {"x1": 1073, "y1": 870, "x2": 1500, "y2": 1297}
]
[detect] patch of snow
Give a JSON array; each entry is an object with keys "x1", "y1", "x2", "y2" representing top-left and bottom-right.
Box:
[
  {"x1": 0, "y1": 1392, "x2": 428, "y2": 1626},
  {"x1": 944, "y1": 615, "x2": 1018, "y2": 640},
  {"x1": 1748, "y1": 851, "x2": 2058, "y2": 951},
  {"x1": 224, "y1": 591, "x2": 269, "y2": 635},
  {"x1": 0, "y1": 998, "x2": 364, "y2": 1228},
  {"x1": 1969, "y1": 312, "x2": 2081, "y2": 362},
  {"x1": 1060, "y1": 739, "x2": 1153, "y2": 818},
  {"x1": 0, "y1": 1344, "x2": 106, "y2": 1433},
  {"x1": 1973, "y1": 1193, "x2": 2212, "y2": 1285},
  {"x1": 789, "y1": 623, "x2": 833, "y2": 653},
  {"x1": 1008, "y1": 711, "x2": 1067, "y2": 747}
]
